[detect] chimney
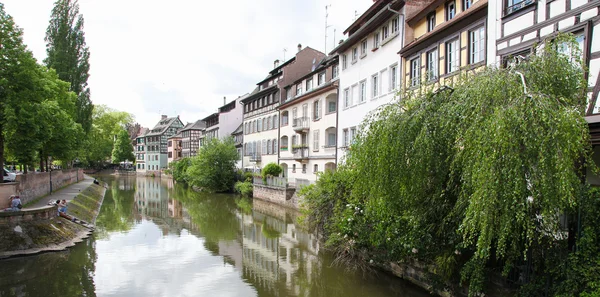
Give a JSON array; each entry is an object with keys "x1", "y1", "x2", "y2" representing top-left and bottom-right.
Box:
[
  {"x1": 161, "y1": 115, "x2": 167, "y2": 120},
  {"x1": 223, "y1": 96, "x2": 226, "y2": 106},
  {"x1": 339, "y1": 39, "x2": 344, "y2": 45},
  {"x1": 274, "y1": 59, "x2": 280, "y2": 68},
  {"x1": 297, "y1": 43, "x2": 302, "y2": 52}
]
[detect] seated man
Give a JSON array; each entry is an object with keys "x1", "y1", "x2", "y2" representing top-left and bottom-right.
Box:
[{"x1": 4, "y1": 195, "x2": 22, "y2": 212}]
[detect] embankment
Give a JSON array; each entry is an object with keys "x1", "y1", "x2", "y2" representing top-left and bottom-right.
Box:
[{"x1": 0, "y1": 183, "x2": 106, "y2": 259}]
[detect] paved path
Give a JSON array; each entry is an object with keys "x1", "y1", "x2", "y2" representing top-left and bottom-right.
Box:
[{"x1": 27, "y1": 175, "x2": 95, "y2": 209}]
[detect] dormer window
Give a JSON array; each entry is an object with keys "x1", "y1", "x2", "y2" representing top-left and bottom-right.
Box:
[
  {"x1": 318, "y1": 71, "x2": 326, "y2": 85},
  {"x1": 391, "y1": 17, "x2": 399, "y2": 34},
  {"x1": 446, "y1": 1, "x2": 456, "y2": 20},
  {"x1": 296, "y1": 83, "x2": 303, "y2": 96},
  {"x1": 306, "y1": 78, "x2": 313, "y2": 91},
  {"x1": 373, "y1": 32, "x2": 380, "y2": 48},
  {"x1": 352, "y1": 47, "x2": 358, "y2": 62},
  {"x1": 427, "y1": 13, "x2": 436, "y2": 32},
  {"x1": 382, "y1": 24, "x2": 389, "y2": 40},
  {"x1": 463, "y1": 0, "x2": 472, "y2": 9}
]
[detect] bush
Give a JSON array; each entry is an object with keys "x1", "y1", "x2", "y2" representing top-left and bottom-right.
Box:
[
  {"x1": 234, "y1": 181, "x2": 253, "y2": 197},
  {"x1": 186, "y1": 137, "x2": 239, "y2": 192},
  {"x1": 262, "y1": 163, "x2": 282, "y2": 179}
]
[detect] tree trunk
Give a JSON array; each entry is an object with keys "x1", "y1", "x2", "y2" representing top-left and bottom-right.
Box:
[
  {"x1": 0, "y1": 126, "x2": 4, "y2": 183},
  {"x1": 45, "y1": 156, "x2": 49, "y2": 172},
  {"x1": 39, "y1": 150, "x2": 44, "y2": 172}
]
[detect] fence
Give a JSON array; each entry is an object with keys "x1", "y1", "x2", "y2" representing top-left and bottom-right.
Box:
[
  {"x1": 295, "y1": 178, "x2": 311, "y2": 189},
  {"x1": 253, "y1": 176, "x2": 288, "y2": 188}
]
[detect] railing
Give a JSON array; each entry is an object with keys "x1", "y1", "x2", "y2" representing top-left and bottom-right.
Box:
[
  {"x1": 293, "y1": 148, "x2": 309, "y2": 160},
  {"x1": 504, "y1": 0, "x2": 535, "y2": 16},
  {"x1": 295, "y1": 178, "x2": 311, "y2": 189},
  {"x1": 249, "y1": 154, "x2": 262, "y2": 162},
  {"x1": 253, "y1": 176, "x2": 288, "y2": 188},
  {"x1": 292, "y1": 117, "x2": 310, "y2": 132}
]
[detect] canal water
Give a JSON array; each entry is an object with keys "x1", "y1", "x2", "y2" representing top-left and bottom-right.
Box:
[{"x1": 0, "y1": 176, "x2": 431, "y2": 297}]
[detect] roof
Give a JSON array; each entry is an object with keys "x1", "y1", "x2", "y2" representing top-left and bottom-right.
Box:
[
  {"x1": 287, "y1": 55, "x2": 338, "y2": 87},
  {"x1": 241, "y1": 84, "x2": 278, "y2": 104},
  {"x1": 136, "y1": 128, "x2": 149, "y2": 137},
  {"x1": 279, "y1": 81, "x2": 338, "y2": 109},
  {"x1": 231, "y1": 124, "x2": 243, "y2": 135},
  {"x1": 343, "y1": 0, "x2": 388, "y2": 35},
  {"x1": 146, "y1": 116, "x2": 180, "y2": 136},
  {"x1": 399, "y1": 0, "x2": 488, "y2": 56},
  {"x1": 168, "y1": 131, "x2": 183, "y2": 139},
  {"x1": 406, "y1": 0, "x2": 445, "y2": 25},
  {"x1": 181, "y1": 120, "x2": 206, "y2": 131},
  {"x1": 332, "y1": 1, "x2": 405, "y2": 55},
  {"x1": 256, "y1": 57, "x2": 297, "y2": 85},
  {"x1": 201, "y1": 112, "x2": 219, "y2": 122}
]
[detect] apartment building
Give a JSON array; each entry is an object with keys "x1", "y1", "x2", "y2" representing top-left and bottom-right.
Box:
[
  {"x1": 399, "y1": 0, "x2": 488, "y2": 89},
  {"x1": 135, "y1": 128, "x2": 148, "y2": 173},
  {"x1": 145, "y1": 115, "x2": 185, "y2": 172},
  {"x1": 167, "y1": 132, "x2": 183, "y2": 164},
  {"x1": 241, "y1": 45, "x2": 326, "y2": 172},
  {"x1": 333, "y1": 0, "x2": 405, "y2": 163},
  {"x1": 232, "y1": 124, "x2": 244, "y2": 170},
  {"x1": 278, "y1": 55, "x2": 339, "y2": 184},
  {"x1": 200, "y1": 96, "x2": 246, "y2": 147},
  {"x1": 180, "y1": 120, "x2": 205, "y2": 158}
]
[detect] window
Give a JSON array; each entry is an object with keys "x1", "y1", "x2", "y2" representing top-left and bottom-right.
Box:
[
  {"x1": 267, "y1": 140, "x2": 271, "y2": 155},
  {"x1": 286, "y1": 87, "x2": 292, "y2": 100},
  {"x1": 328, "y1": 100, "x2": 337, "y2": 113},
  {"x1": 427, "y1": 13, "x2": 436, "y2": 32},
  {"x1": 374, "y1": 32, "x2": 380, "y2": 48},
  {"x1": 326, "y1": 128, "x2": 336, "y2": 147},
  {"x1": 292, "y1": 164, "x2": 296, "y2": 172},
  {"x1": 392, "y1": 17, "x2": 399, "y2": 34},
  {"x1": 313, "y1": 100, "x2": 321, "y2": 120},
  {"x1": 306, "y1": 78, "x2": 313, "y2": 91},
  {"x1": 292, "y1": 107, "x2": 298, "y2": 121},
  {"x1": 426, "y1": 49, "x2": 439, "y2": 81},
  {"x1": 318, "y1": 72, "x2": 326, "y2": 85},
  {"x1": 332, "y1": 65, "x2": 339, "y2": 78},
  {"x1": 296, "y1": 83, "x2": 303, "y2": 96},
  {"x1": 359, "y1": 80, "x2": 367, "y2": 102},
  {"x1": 382, "y1": 24, "x2": 389, "y2": 40},
  {"x1": 352, "y1": 47, "x2": 358, "y2": 62},
  {"x1": 258, "y1": 119, "x2": 262, "y2": 132},
  {"x1": 361, "y1": 40, "x2": 367, "y2": 56},
  {"x1": 280, "y1": 112, "x2": 288, "y2": 127},
  {"x1": 272, "y1": 139, "x2": 277, "y2": 154},
  {"x1": 313, "y1": 130, "x2": 319, "y2": 151},
  {"x1": 446, "y1": 38, "x2": 460, "y2": 73},
  {"x1": 446, "y1": 1, "x2": 456, "y2": 20},
  {"x1": 342, "y1": 54, "x2": 348, "y2": 69},
  {"x1": 410, "y1": 57, "x2": 420, "y2": 87},
  {"x1": 390, "y1": 64, "x2": 398, "y2": 91},
  {"x1": 302, "y1": 164, "x2": 307, "y2": 174},
  {"x1": 505, "y1": 0, "x2": 530, "y2": 15},
  {"x1": 168, "y1": 141, "x2": 172, "y2": 147},
  {"x1": 343, "y1": 129, "x2": 349, "y2": 147},
  {"x1": 267, "y1": 117, "x2": 272, "y2": 130},
  {"x1": 372, "y1": 74, "x2": 379, "y2": 97},
  {"x1": 350, "y1": 127, "x2": 357, "y2": 144},
  {"x1": 302, "y1": 104, "x2": 308, "y2": 118},
  {"x1": 281, "y1": 136, "x2": 288, "y2": 150},
  {"x1": 469, "y1": 27, "x2": 485, "y2": 64},
  {"x1": 463, "y1": 0, "x2": 472, "y2": 9},
  {"x1": 344, "y1": 88, "x2": 350, "y2": 108},
  {"x1": 314, "y1": 164, "x2": 318, "y2": 173},
  {"x1": 274, "y1": 115, "x2": 278, "y2": 128}
]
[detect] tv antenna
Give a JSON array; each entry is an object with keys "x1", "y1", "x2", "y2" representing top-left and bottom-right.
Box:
[
  {"x1": 324, "y1": 5, "x2": 332, "y2": 53},
  {"x1": 283, "y1": 48, "x2": 287, "y2": 61}
]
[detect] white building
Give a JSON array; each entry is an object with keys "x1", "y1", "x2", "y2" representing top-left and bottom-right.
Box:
[
  {"x1": 278, "y1": 55, "x2": 339, "y2": 185},
  {"x1": 200, "y1": 95, "x2": 246, "y2": 147},
  {"x1": 241, "y1": 45, "x2": 326, "y2": 173},
  {"x1": 333, "y1": 0, "x2": 405, "y2": 163}
]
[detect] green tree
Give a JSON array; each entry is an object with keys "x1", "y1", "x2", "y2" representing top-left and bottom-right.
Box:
[
  {"x1": 45, "y1": 0, "x2": 92, "y2": 134},
  {"x1": 0, "y1": 5, "x2": 46, "y2": 176},
  {"x1": 111, "y1": 129, "x2": 134, "y2": 164},
  {"x1": 84, "y1": 105, "x2": 133, "y2": 167},
  {"x1": 186, "y1": 137, "x2": 239, "y2": 192}
]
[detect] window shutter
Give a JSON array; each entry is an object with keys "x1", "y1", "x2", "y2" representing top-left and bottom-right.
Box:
[
  {"x1": 273, "y1": 139, "x2": 278, "y2": 154},
  {"x1": 313, "y1": 130, "x2": 319, "y2": 150},
  {"x1": 262, "y1": 140, "x2": 267, "y2": 155}
]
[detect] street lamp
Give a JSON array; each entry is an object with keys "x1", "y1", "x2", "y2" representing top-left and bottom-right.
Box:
[{"x1": 49, "y1": 155, "x2": 53, "y2": 195}]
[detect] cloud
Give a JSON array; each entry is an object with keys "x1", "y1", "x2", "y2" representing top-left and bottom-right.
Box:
[{"x1": 2, "y1": 0, "x2": 372, "y2": 128}]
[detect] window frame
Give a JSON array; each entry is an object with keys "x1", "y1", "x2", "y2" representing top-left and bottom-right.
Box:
[
  {"x1": 426, "y1": 48, "x2": 439, "y2": 81},
  {"x1": 372, "y1": 74, "x2": 379, "y2": 98},
  {"x1": 427, "y1": 13, "x2": 436, "y2": 32},
  {"x1": 390, "y1": 64, "x2": 398, "y2": 91},
  {"x1": 373, "y1": 32, "x2": 380, "y2": 49},
  {"x1": 391, "y1": 17, "x2": 399, "y2": 34},
  {"x1": 318, "y1": 71, "x2": 326, "y2": 85},
  {"x1": 382, "y1": 24, "x2": 389, "y2": 40},
  {"x1": 359, "y1": 80, "x2": 367, "y2": 103},
  {"x1": 361, "y1": 40, "x2": 368, "y2": 56},
  {"x1": 344, "y1": 88, "x2": 351, "y2": 109},
  {"x1": 342, "y1": 54, "x2": 348, "y2": 70},
  {"x1": 468, "y1": 26, "x2": 486, "y2": 65},
  {"x1": 445, "y1": 37, "x2": 460, "y2": 74},
  {"x1": 352, "y1": 47, "x2": 358, "y2": 62},
  {"x1": 463, "y1": 0, "x2": 472, "y2": 10},
  {"x1": 313, "y1": 100, "x2": 321, "y2": 120},
  {"x1": 446, "y1": 1, "x2": 456, "y2": 21},
  {"x1": 306, "y1": 77, "x2": 313, "y2": 91},
  {"x1": 410, "y1": 57, "x2": 421, "y2": 87}
]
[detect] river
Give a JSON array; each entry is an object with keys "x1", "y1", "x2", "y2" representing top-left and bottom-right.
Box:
[{"x1": 0, "y1": 176, "x2": 432, "y2": 297}]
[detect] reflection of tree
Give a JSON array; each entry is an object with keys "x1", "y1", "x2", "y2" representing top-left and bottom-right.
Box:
[
  {"x1": 174, "y1": 187, "x2": 239, "y2": 245},
  {"x1": 0, "y1": 238, "x2": 97, "y2": 297},
  {"x1": 95, "y1": 177, "x2": 136, "y2": 238}
]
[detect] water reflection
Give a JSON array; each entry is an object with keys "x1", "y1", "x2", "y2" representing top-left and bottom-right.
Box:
[{"x1": 0, "y1": 177, "x2": 430, "y2": 297}]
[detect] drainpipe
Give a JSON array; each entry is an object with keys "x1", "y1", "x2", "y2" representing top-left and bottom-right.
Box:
[{"x1": 387, "y1": 2, "x2": 405, "y2": 89}]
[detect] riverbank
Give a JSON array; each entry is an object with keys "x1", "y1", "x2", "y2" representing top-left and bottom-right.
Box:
[{"x1": 0, "y1": 178, "x2": 106, "y2": 259}]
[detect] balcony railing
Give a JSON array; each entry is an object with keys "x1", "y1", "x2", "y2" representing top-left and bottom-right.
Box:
[
  {"x1": 504, "y1": 0, "x2": 535, "y2": 16},
  {"x1": 249, "y1": 154, "x2": 262, "y2": 162},
  {"x1": 253, "y1": 176, "x2": 288, "y2": 188},
  {"x1": 292, "y1": 117, "x2": 310, "y2": 133},
  {"x1": 293, "y1": 148, "x2": 309, "y2": 161},
  {"x1": 295, "y1": 178, "x2": 311, "y2": 189}
]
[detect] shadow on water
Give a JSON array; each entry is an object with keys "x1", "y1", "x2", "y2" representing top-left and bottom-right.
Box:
[{"x1": 0, "y1": 176, "x2": 432, "y2": 297}]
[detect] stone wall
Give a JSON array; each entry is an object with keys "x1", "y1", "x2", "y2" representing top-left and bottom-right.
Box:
[
  {"x1": 253, "y1": 184, "x2": 301, "y2": 210},
  {"x1": 0, "y1": 206, "x2": 57, "y2": 225},
  {"x1": 0, "y1": 169, "x2": 84, "y2": 206}
]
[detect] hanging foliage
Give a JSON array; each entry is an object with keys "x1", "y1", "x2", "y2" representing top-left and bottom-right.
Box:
[{"x1": 301, "y1": 34, "x2": 592, "y2": 295}]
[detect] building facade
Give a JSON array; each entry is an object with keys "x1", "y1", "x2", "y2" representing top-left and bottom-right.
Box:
[
  {"x1": 200, "y1": 96, "x2": 246, "y2": 148},
  {"x1": 180, "y1": 120, "x2": 205, "y2": 158},
  {"x1": 167, "y1": 132, "x2": 183, "y2": 165},
  {"x1": 242, "y1": 45, "x2": 326, "y2": 173},
  {"x1": 135, "y1": 129, "x2": 148, "y2": 173},
  {"x1": 278, "y1": 55, "x2": 339, "y2": 185},
  {"x1": 334, "y1": 0, "x2": 406, "y2": 163},
  {"x1": 145, "y1": 115, "x2": 184, "y2": 172},
  {"x1": 232, "y1": 124, "x2": 244, "y2": 170}
]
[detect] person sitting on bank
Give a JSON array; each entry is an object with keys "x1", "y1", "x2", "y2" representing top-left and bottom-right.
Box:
[{"x1": 4, "y1": 195, "x2": 22, "y2": 212}]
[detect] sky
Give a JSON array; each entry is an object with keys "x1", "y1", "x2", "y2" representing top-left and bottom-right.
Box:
[{"x1": 2, "y1": 0, "x2": 371, "y2": 128}]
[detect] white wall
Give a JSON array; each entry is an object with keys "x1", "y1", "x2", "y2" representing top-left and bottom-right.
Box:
[
  {"x1": 219, "y1": 97, "x2": 245, "y2": 139},
  {"x1": 337, "y1": 10, "x2": 404, "y2": 163}
]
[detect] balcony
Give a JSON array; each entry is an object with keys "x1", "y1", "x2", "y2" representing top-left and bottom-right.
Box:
[
  {"x1": 293, "y1": 117, "x2": 310, "y2": 133},
  {"x1": 293, "y1": 148, "x2": 309, "y2": 162},
  {"x1": 250, "y1": 154, "x2": 262, "y2": 163},
  {"x1": 503, "y1": 0, "x2": 535, "y2": 16}
]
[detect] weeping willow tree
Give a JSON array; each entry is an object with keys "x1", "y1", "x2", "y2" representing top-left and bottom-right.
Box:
[{"x1": 301, "y1": 35, "x2": 593, "y2": 295}]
